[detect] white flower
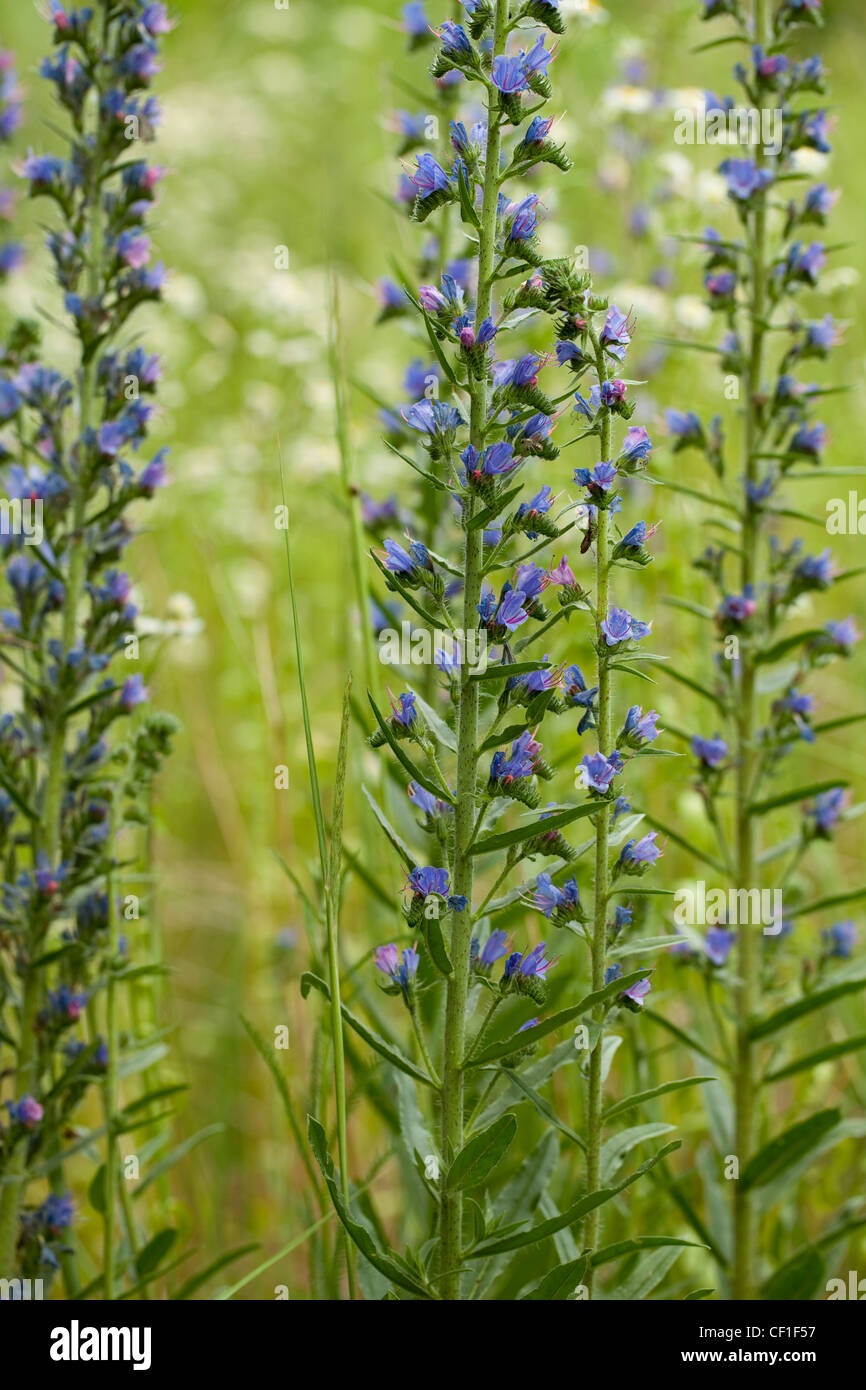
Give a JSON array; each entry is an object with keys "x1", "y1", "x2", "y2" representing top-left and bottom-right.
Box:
[{"x1": 674, "y1": 295, "x2": 713, "y2": 333}]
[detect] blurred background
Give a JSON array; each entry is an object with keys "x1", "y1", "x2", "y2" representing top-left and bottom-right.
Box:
[{"x1": 2, "y1": 0, "x2": 864, "y2": 1297}]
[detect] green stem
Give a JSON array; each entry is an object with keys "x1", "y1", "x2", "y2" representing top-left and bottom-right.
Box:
[
  {"x1": 732, "y1": 0, "x2": 769, "y2": 1304},
  {"x1": 102, "y1": 799, "x2": 120, "y2": 1299},
  {"x1": 438, "y1": 0, "x2": 508, "y2": 1301},
  {"x1": 410, "y1": 1008, "x2": 441, "y2": 1088},
  {"x1": 584, "y1": 327, "x2": 613, "y2": 1298}
]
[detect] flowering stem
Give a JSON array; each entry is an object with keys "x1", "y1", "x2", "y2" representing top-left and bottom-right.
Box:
[
  {"x1": 732, "y1": 0, "x2": 770, "y2": 1304},
  {"x1": 438, "y1": 0, "x2": 508, "y2": 1301},
  {"x1": 584, "y1": 326, "x2": 613, "y2": 1296}
]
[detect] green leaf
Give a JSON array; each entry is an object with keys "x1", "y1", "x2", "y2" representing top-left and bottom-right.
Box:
[
  {"x1": 601, "y1": 1123, "x2": 675, "y2": 1183},
  {"x1": 368, "y1": 692, "x2": 454, "y2": 805},
  {"x1": 89, "y1": 1164, "x2": 106, "y2": 1217},
  {"x1": 765, "y1": 1032, "x2": 866, "y2": 1084},
  {"x1": 501, "y1": 1066, "x2": 586, "y2": 1152},
  {"x1": 136, "y1": 1228, "x2": 179, "y2": 1278},
  {"x1": 607, "y1": 1244, "x2": 684, "y2": 1299},
  {"x1": 749, "y1": 778, "x2": 848, "y2": 816},
  {"x1": 603, "y1": 1076, "x2": 716, "y2": 1124},
  {"x1": 425, "y1": 914, "x2": 454, "y2": 976},
  {"x1": 465, "y1": 970, "x2": 651, "y2": 1069},
  {"x1": 383, "y1": 438, "x2": 450, "y2": 492},
  {"x1": 787, "y1": 886, "x2": 866, "y2": 920},
  {"x1": 280, "y1": 471, "x2": 329, "y2": 884},
  {"x1": 467, "y1": 484, "x2": 523, "y2": 532},
  {"x1": 591, "y1": 1236, "x2": 707, "y2": 1268},
  {"x1": 740, "y1": 1110, "x2": 841, "y2": 1193},
  {"x1": 172, "y1": 1245, "x2": 260, "y2": 1300},
  {"x1": 362, "y1": 784, "x2": 417, "y2": 870},
  {"x1": 240, "y1": 1014, "x2": 322, "y2": 1195},
  {"x1": 412, "y1": 691, "x2": 457, "y2": 752},
  {"x1": 749, "y1": 974, "x2": 866, "y2": 1040},
  {"x1": 755, "y1": 629, "x2": 825, "y2": 666},
  {"x1": 643, "y1": 1009, "x2": 725, "y2": 1068},
  {"x1": 522, "y1": 1255, "x2": 587, "y2": 1300},
  {"x1": 466, "y1": 1141, "x2": 681, "y2": 1259},
  {"x1": 132, "y1": 1125, "x2": 225, "y2": 1199},
  {"x1": 658, "y1": 665, "x2": 725, "y2": 710},
  {"x1": 120, "y1": 1084, "x2": 188, "y2": 1118},
  {"x1": 448, "y1": 1113, "x2": 517, "y2": 1191},
  {"x1": 635, "y1": 811, "x2": 725, "y2": 874},
  {"x1": 307, "y1": 1116, "x2": 435, "y2": 1299},
  {"x1": 759, "y1": 1247, "x2": 825, "y2": 1301},
  {"x1": 301, "y1": 972, "x2": 436, "y2": 1087},
  {"x1": 470, "y1": 801, "x2": 598, "y2": 858}
]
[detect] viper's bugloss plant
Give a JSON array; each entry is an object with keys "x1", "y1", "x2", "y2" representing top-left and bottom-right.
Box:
[
  {"x1": 0, "y1": 39, "x2": 24, "y2": 287},
  {"x1": 0, "y1": 1, "x2": 178, "y2": 1296},
  {"x1": 661, "y1": 0, "x2": 865, "y2": 1299},
  {"x1": 301, "y1": 0, "x2": 702, "y2": 1303}
]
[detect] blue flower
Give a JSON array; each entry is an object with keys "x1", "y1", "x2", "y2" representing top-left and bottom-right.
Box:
[
  {"x1": 720, "y1": 157, "x2": 774, "y2": 201},
  {"x1": 578, "y1": 750, "x2": 623, "y2": 794},
  {"x1": 706, "y1": 927, "x2": 735, "y2": 966},
  {"x1": 692, "y1": 735, "x2": 728, "y2": 769},
  {"x1": 822, "y1": 920, "x2": 857, "y2": 959}
]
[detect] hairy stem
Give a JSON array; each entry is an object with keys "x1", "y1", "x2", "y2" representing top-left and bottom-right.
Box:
[
  {"x1": 438, "y1": 0, "x2": 508, "y2": 1301},
  {"x1": 584, "y1": 328, "x2": 613, "y2": 1297},
  {"x1": 733, "y1": 0, "x2": 769, "y2": 1303}
]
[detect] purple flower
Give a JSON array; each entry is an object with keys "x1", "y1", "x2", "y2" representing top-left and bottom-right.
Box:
[
  {"x1": 504, "y1": 942, "x2": 554, "y2": 980},
  {"x1": 389, "y1": 689, "x2": 418, "y2": 728},
  {"x1": 411, "y1": 152, "x2": 450, "y2": 197},
  {"x1": 438, "y1": 20, "x2": 472, "y2": 55},
  {"x1": 375, "y1": 942, "x2": 420, "y2": 996},
  {"x1": 477, "y1": 930, "x2": 510, "y2": 969},
  {"x1": 406, "y1": 397, "x2": 462, "y2": 438},
  {"x1": 706, "y1": 927, "x2": 736, "y2": 966},
  {"x1": 408, "y1": 866, "x2": 450, "y2": 898},
  {"x1": 822, "y1": 618, "x2": 861, "y2": 654},
  {"x1": 822, "y1": 920, "x2": 857, "y2": 959},
  {"x1": 720, "y1": 157, "x2": 774, "y2": 201},
  {"x1": 575, "y1": 461, "x2": 618, "y2": 502},
  {"x1": 692, "y1": 735, "x2": 728, "y2": 769},
  {"x1": 617, "y1": 832, "x2": 663, "y2": 871},
  {"x1": 621, "y1": 977, "x2": 652, "y2": 1006},
  {"x1": 619, "y1": 426, "x2": 653, "y2": 466},
  {"x1": 600, "y1": 606, "x2": 651, "y2": 646},
  {"x1": 666, "y1": 409, "x2": 704, "y2": 446},
  {"x1": 578, "y1": 750, "x2": 624, "y2": 794},
  {"x1": 790, "y1": 421, "x2": 826, "y2": 457},
  {"x1": 37, "y1": 1191, "x2": 75, "y2": 1234},
  {"x1": 621, "y1": 705, "x2": 660, "y2": 747},
  {"x1": 502, "y1": 193, "x2": 540, "y2": 244},
  {"x1": 120, "y1": 674, "x2": 148, "y2": 712},
  {"x1": 6, "y1": 1094, "x2": 43, "y2": 1130},
  {"x1": 806, "y1": 787, "x2": 848, "y2": 835},
  {"x1": 786, "y1": 241, "x2": 826, "y2": 286},
  {"x1": 717, "y1": 588, "x2": 756, "y2": 627},
  {"x1": 600, "y1": 305, "x2": 634, "y2": 362}
]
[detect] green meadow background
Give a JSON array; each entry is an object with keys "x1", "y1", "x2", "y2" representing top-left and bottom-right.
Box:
[{"x1": 2, "y1": 0, "x2": 864, "y2": 1297}]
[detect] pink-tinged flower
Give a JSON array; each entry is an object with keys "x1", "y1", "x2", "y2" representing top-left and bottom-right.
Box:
[
  {"x1": 621, "y1": 977, "x2": 652, "y2": 1005},
  {"x1": 548, "y1": 555, "x2": 575, "y2": 587},
  {"x1": 6, "y1": 1094, "x2": 43, "y2": 1130}
]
